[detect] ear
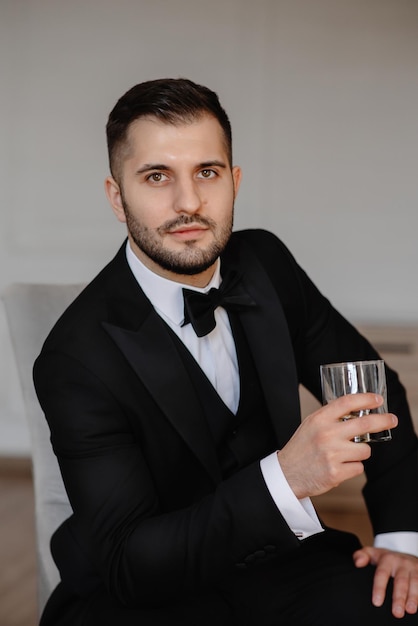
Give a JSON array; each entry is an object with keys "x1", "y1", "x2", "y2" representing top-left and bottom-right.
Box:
[
  {"x1": 104, "y1": 176, "x2": 126, "y2": 223},
  {"x1": 232, "y1": 166, "x2": 242, "y2": 199}
]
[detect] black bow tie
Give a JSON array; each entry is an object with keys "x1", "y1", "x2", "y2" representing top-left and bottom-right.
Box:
[{"x1": 182, "y1": 270, "x2": 256, "y2": 337}]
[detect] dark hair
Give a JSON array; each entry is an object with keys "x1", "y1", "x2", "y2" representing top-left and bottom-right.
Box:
[{"x1": 106, "y1": 78, "x2": 233, "y2": 181}]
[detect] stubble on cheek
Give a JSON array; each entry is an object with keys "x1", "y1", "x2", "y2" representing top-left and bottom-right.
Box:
[{"x1": 121, "y1": 190, "x2": 234, "y2": 274}]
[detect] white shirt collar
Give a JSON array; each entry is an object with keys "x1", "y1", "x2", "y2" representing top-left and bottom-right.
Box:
[{"x1": 125, "y1": 241, "x2": 222, "y2": 326}]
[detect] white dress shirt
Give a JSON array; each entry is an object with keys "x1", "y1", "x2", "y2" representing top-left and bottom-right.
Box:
[{"x1": 126, "y1": 242, "x2": 418, "y2": 555}]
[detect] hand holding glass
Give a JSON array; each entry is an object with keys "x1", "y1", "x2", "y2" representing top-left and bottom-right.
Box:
[{"x1": 320, "y1": 359, "x2": 392, "y2": 443}]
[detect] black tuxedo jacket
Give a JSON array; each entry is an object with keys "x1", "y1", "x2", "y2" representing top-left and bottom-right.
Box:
[{"x1": 33, "y1": 229, "x2": 418, "y2": 608}]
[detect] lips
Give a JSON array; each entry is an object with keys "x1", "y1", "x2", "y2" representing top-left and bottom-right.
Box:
[
  {"x1": 170, "y1": 224, "x2": 207, "y2": 234},
  {"x1": 170, "y1": 225, "x2": 207, "y2": 233},
  {"x1": 167, "y1": 224, "x2": 209, "y2": 241}
]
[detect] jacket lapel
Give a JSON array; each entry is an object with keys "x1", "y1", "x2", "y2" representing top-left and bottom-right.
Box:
[
  {"x1": 101, "y1": 236, "x2": 301, "y2": 483},
  {"x1": 101, "y1": 247, "x2": 221, "y2": 483},
  {"x1": 222, "y1": 239, "x2": 301, "y2": 447}
]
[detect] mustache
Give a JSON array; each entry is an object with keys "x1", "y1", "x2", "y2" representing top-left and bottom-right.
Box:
[{"x1": 158, "y1": 214, "x2": 216, "y2": 234}]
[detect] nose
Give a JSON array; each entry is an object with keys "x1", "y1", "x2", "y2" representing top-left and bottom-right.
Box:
[{"x1": 173, "y1": 177, "x2": 202, "y2": 214}]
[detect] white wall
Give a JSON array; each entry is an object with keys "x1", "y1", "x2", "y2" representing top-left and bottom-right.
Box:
[{"x1": 1, "y1": 0, "x2": 417, "y2": 454}]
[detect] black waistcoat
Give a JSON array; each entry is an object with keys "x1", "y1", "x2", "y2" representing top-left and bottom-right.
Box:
[{"x1": 172, "y1": 313, "x2": 278, "y2": 478}]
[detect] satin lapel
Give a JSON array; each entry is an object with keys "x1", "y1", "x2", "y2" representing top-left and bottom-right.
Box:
[
  {"x1": 223, "y1": 242, "x2": 301, "y2": 447},
  {"x1": 103, "y1": 315, "x2": 221, "y2": 484}
]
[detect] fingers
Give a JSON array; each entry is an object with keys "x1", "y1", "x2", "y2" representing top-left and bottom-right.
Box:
[
  {"x1": 320, "y1": 393, "x2": 397, "y2": 439},
  {"x1": 353, "y1": 547, "x2": 373, "y2": 568},
  {"x1": 405, "y1": 576, "x2": 418, "y2": 616},
  {"x1": 322, "y1": 392, "x2": 385, "y2": 416},
  {"x1": 364, "y1": 549, "x2": 418, "y2": 618},
  {"x1": 390, "y1": 563, "x2": 418, "y2": 618},
  {"x1": 280, "y1": 393, "x2": 396, "y2": 499},
  {"x1": 391, "y1": 568, "x2": 418, "y2": 618}
]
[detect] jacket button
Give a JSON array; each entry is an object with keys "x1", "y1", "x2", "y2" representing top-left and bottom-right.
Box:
[
  {"x1": 244, "y1": 554, "x2": 256, "y2": 564},
  {"x1": 264, "y1": 544, "x2": 276, "y2": 553},
  {"x1": 254, "y1": 550, "x2": 266, "y2": 559}
]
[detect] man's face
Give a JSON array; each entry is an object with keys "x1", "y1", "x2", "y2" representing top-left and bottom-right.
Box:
[{"x1": 105, "y1": 114, "x2": 242, "y2": 285}]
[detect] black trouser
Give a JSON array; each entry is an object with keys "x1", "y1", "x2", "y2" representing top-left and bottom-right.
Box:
[
  {"x1": 40, "y1": 529, "x2": 418, "y2": 626},
  {"x1": 230, "y1": 529, "x2": 418, "y2": 625}
]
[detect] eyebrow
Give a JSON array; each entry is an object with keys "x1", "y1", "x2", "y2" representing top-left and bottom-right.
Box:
[
  {"x1": 135, "y1": 160, "x2": 227, "y2": 175},
  {"x1": 199, "y1": 160, "x2": 227, "y2": 169},
  {"x1": 136, "y1": 163, "x2": 169, "y2": 174}
]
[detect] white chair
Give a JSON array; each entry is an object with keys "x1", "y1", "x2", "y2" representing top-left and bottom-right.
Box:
[{"x1": 2, "y1": 282, "x2": 85, "y2": 618}]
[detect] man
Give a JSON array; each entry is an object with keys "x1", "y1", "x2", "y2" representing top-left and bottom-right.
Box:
[{"x1": 33, "y1": 78, "x2": 418, "y2": 625}]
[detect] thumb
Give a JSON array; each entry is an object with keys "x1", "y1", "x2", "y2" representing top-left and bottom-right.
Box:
[{"x1": 353, "y1": 547, "x2": 373, "y2": 568}]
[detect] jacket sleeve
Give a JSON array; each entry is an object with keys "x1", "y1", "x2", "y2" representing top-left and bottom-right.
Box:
[
  {"x1": 242, "y1": 229, "x2": 418, "y2": 538},
  {"x1": 33, "y1": 349, "x2": 300, "y2": 607}
]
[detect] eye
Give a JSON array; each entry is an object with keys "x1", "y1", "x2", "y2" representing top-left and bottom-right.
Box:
[
  {"x1": 146, "y1": 172, "x2": 168, "y2": 183},
  {"x1": 198, "y1": 169, "x2": 217, "y2": 179}
]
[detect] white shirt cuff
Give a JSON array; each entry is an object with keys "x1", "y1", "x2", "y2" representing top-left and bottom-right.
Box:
[
  {"x1": 260, "y1": 451, "x2": 324, "y2": 540},
  {"x1": 374, "y1": 532, "x2": 418, "y2": 557},
  {"x1": 260, "y1": 454, "x2": 418, "y2": 552}
]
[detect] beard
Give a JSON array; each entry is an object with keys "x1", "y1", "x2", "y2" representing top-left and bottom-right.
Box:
[{"x1": 122, "y1": 200, "x2": 234, "y2": 276}]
